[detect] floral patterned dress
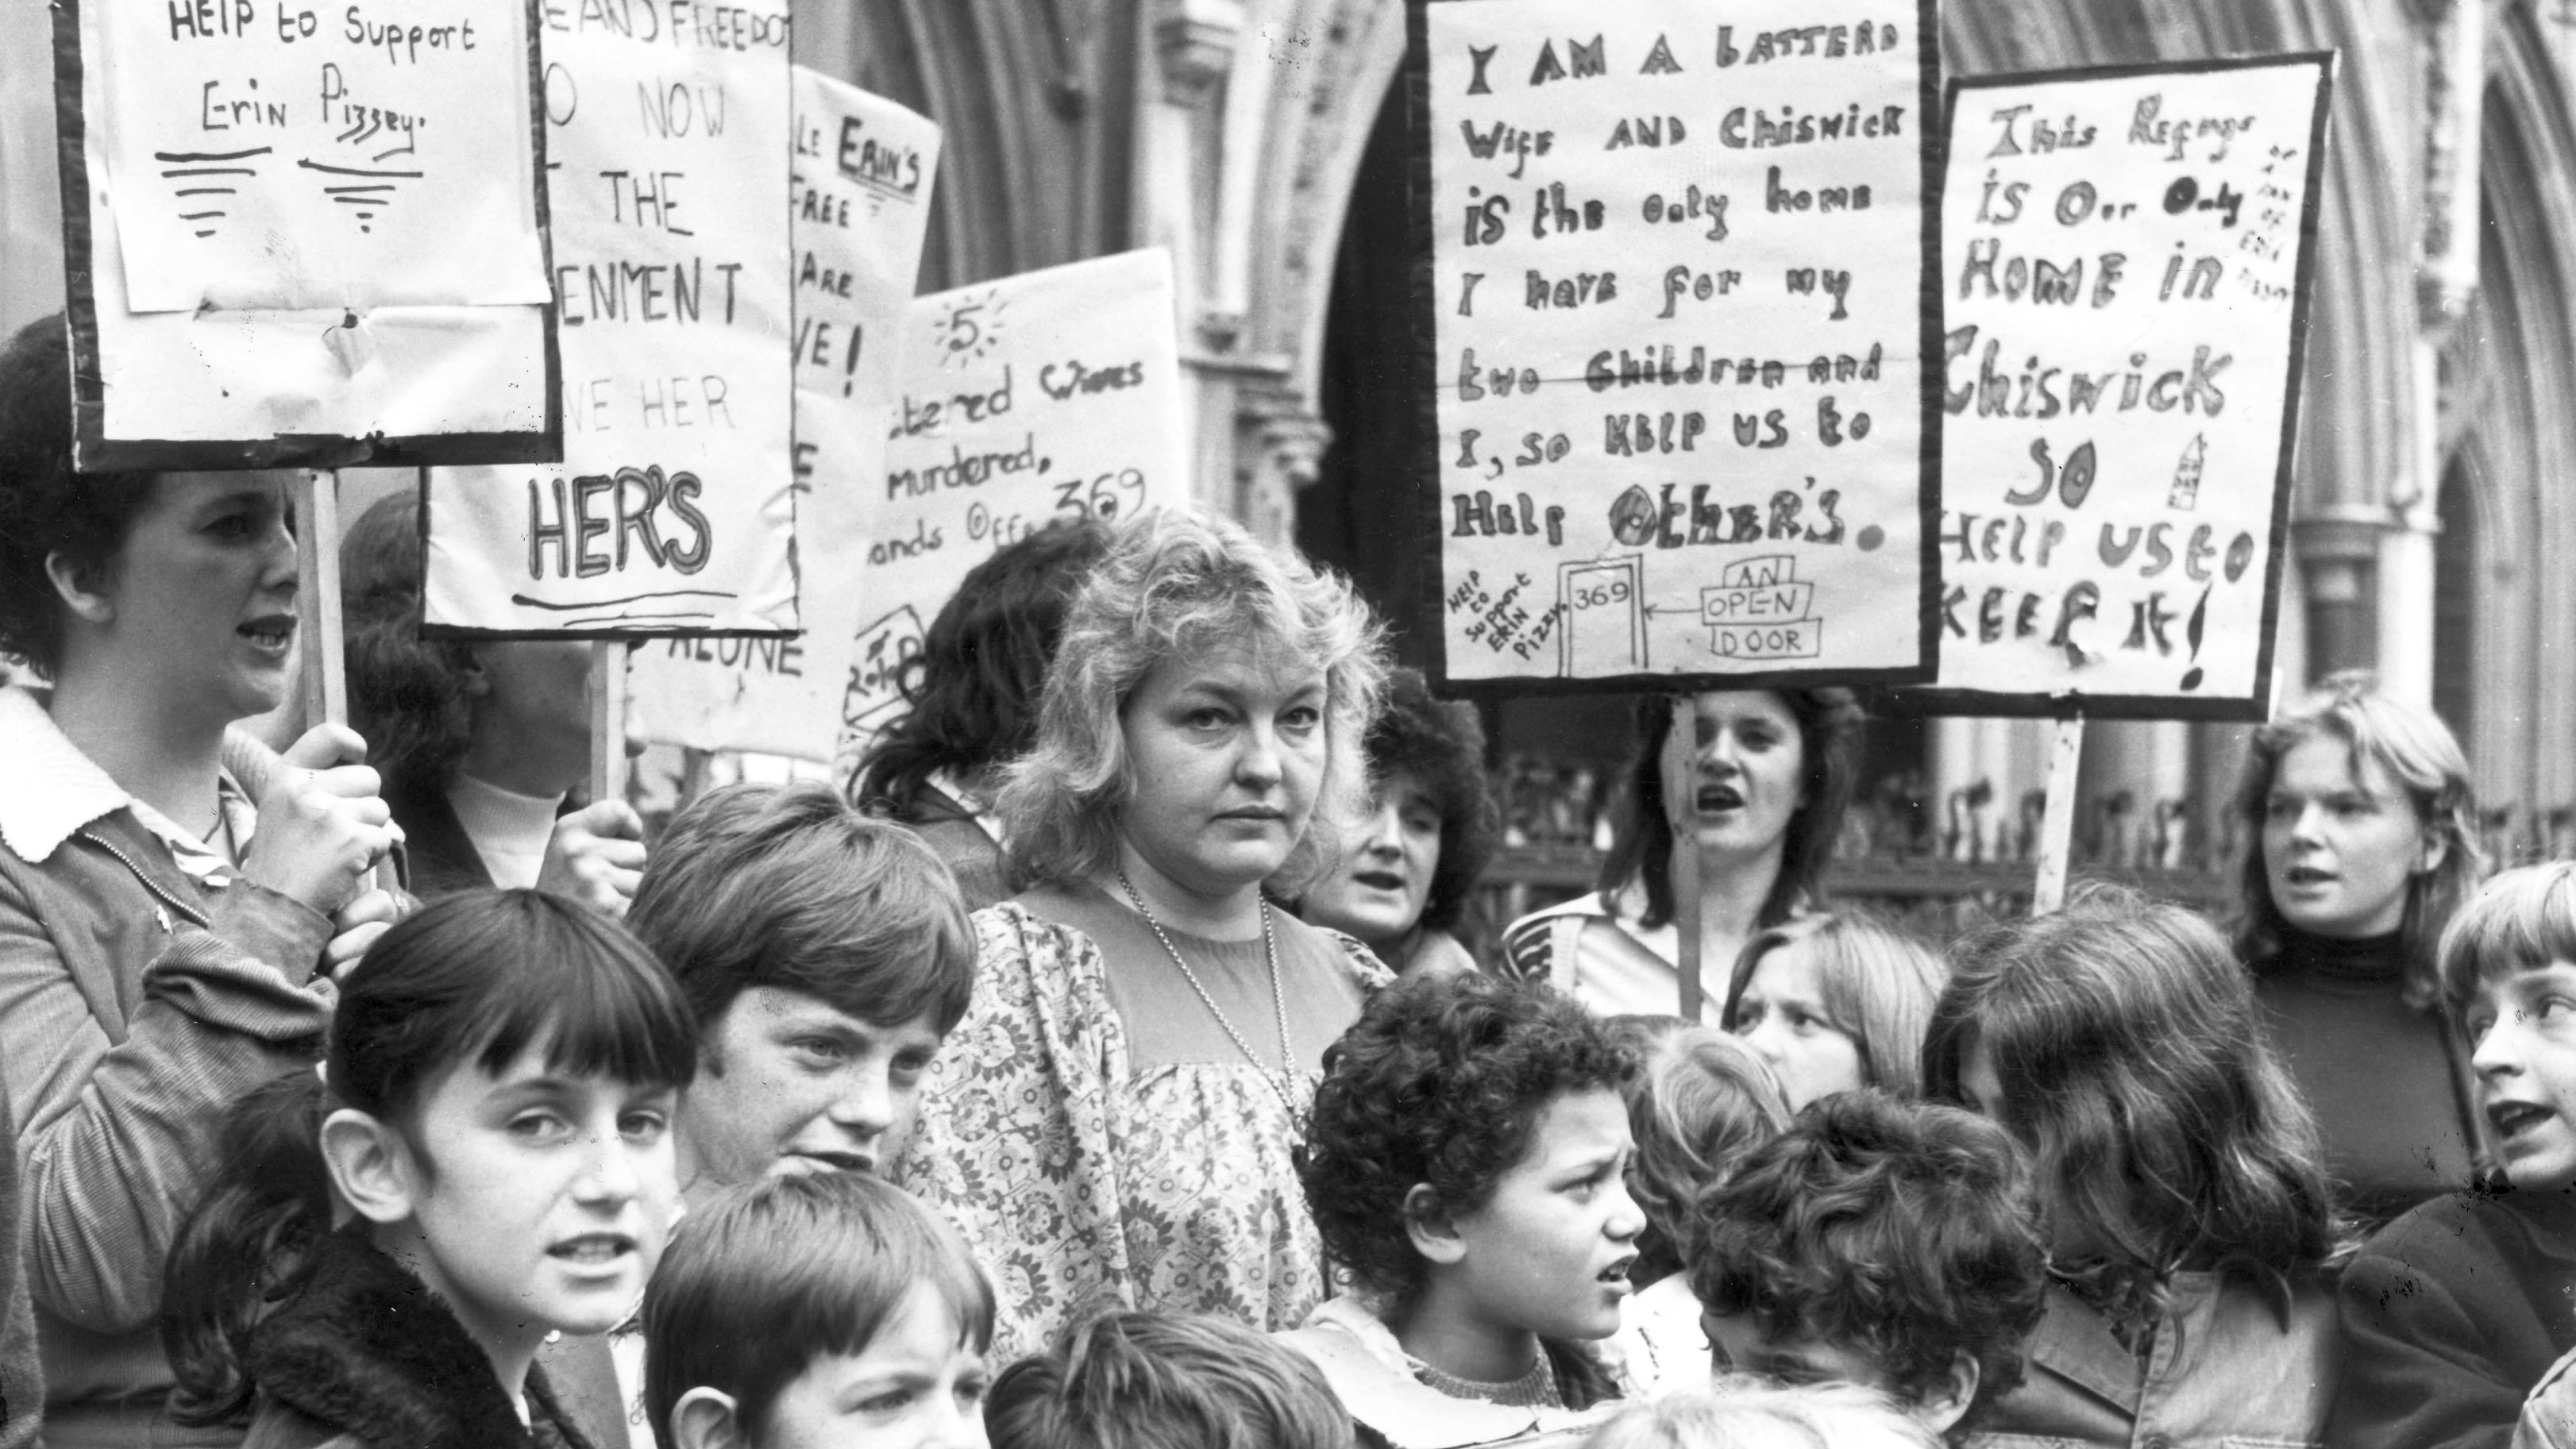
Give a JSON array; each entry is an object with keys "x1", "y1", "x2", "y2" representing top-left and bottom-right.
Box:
[{"x1": 897, "y1": 898, "x2": 1390, "y2": 1361}]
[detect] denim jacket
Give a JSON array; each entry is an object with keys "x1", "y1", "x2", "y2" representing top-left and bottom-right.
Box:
[
  {"x1": 1966, "y1": 1274, "x2": 2336, "y2": 1449},
  {"x1": 0, "y1": 689, "x2": 334, "y2": 1446}
]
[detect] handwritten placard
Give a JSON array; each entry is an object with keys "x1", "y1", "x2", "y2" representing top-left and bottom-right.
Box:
[
  {"x1": 1919, "y1": 56, "x2": 2331, "y2": 718},
  {"x1": 627, "y1": 67, "x2": 940, "y2": 757},
  {"x1": 1417, "y1": 0, "x2": 1940, "y2": 694},
  {"x1": 55, "y1": 0, "x2": 557, "y2": 470},
  {"x1": 422, "y1": 0, "x2": 796, "y2": 638},
  {"x1": 843, "y1": 249, "x2": 1184, "y2": 756},
  {"x1": 90, "y1": 0, "x2": 549, "y2": 312}
]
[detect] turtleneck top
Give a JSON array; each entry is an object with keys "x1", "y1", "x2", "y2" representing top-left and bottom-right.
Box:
[{"x1": 2251, "y1": 925, "x2": 2479, "y2": 1226}]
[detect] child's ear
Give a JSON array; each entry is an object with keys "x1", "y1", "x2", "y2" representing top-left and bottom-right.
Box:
[
  {"x1": 1402, "y1": 1183, "x2": 1467, "y2": 1266},
  {"x1": 318, "y1": 1108, "x2": 421, "y2": 1226},
  {"x1": 670, "y1": 1387, "x2": 746, "y2": 1449},
  {"x1": 1912, "y1": 1351, "x2": 1983, "y2": 1437}
]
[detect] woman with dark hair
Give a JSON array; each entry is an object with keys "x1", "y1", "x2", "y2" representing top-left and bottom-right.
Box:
[
  {"x1": 1299, "y1": 667, "x2": 1498, "y2": 978},
  {"x1": 850, "y1": 517, "x2": 1113, "y2": 910},
  {"x1": 2230, "y1": 671, "x2": 2492, "y2": 1226},
  {"x1": 1922, "y1": 884, "x2": 2343, "y2": 1447},
  {"x1": 0, "y1": 315, "x2": 395, "y2": 1445},
  {"x1": 1500, "y1": 690, "x2": 1863, "y2": 1022},
  {"x1": 340, "y1": 490, "x2": 642, "y2": 912}
]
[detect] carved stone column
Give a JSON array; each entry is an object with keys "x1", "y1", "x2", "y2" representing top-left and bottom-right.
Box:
[
  {"x1": 1239, "y1": 381, "x2": 1336, "y2": 548},
  {"x1": 2384, "y1": 0, "x2": 2487, "y2": 707}
]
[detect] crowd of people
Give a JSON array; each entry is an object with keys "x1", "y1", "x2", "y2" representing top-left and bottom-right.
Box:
[{"x1": 0, "y1": 292, "x2": 2572, "y2": 1449}]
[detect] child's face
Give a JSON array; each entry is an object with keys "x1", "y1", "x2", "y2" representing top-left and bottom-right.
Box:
[
  {"x1": 679, "y1": 989, "x2": 945, "y2": 1189},
  {"x1": 2468, "y1": 960, "x2": 2576, "y2": 1190},
  {"x1": 404, "y1": 1048, "x2": 679, "y2": 1343},
  {"x1": 756, "y1": 1285, "x2": 989, "y2": 1449},
  {"x1": 1441, "y1": 1086, "x2": 1644, "y2": 1343},
  {"x1": 1730, "y1": 941, "x2": 1866, "y2": 1110}
]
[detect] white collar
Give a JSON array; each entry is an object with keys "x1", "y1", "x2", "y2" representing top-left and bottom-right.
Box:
[
  {"x1": 0, "y1": 687, "x2": 137, "y2": 864},
  {"x1": 0, "y1": 687, "x2": 286, "y2": 865}
]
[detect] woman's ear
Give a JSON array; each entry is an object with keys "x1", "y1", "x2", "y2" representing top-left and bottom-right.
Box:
[
  {"x1": 42, "y1": 550, "x2": 115, "y2": 626},
  {"x1": 457, "y1": 646, "x2": 495, "y2": 699},
  {"x1": 319, "y1": 1107, "x2": 420, "y2": 1226},
  {"x1": 670, "y1": 1387, "x2": 746, "y2": 1449},
  {"x1": 1912, "y1": 1350, "x2": 1983, "y2": 1437},
  {"x1": 1402, "y1": 1182, "x2": 1467, "y2": 1266},
  {"x1": 2417, "y1": 827, "x2": 2450, "y2": 878}
]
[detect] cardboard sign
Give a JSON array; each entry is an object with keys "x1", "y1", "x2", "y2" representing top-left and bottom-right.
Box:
[
  {"x1": 627, "y1": 68, "x2": 940, "y2": 758},
  {"x1": 1915, "y1": 56, "x2": 2331, "y2": 719},
  {"x1": 54, "y1": 0, "x2": 557, "y2": 471},
  {"x1": 422, "y1": 0, "x2": 796, "y2": 638},
  {"x1": 634, "y1": 248, "x2": 1186, "y2": 767},
  {"x1": 1414, "y1": 0, "x2": 1941, "y2": 696}
]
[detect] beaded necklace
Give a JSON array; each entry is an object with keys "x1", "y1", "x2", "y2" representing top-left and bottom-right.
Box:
[{"x1": 1113, "y1": 869, "x2": 1307, "y2": 1139}]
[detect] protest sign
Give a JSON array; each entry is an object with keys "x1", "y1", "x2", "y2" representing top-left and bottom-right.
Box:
[
  {"x1": 1414, "y1": 0, "x2": 1941, "y2": 696},
  {"x1": 627, "y1": 67, "x2": 940, "y2": 759},
  {"x1": 633, "y1": 247, "x2": 1188, "y2": 769},
  {"x1": 422, "y1": 0, "x2": 796, "y2": 638},
  {"x1": 1915, "y1": 56, "x2": 2331, "y2": 719},
  {"x1": 54, "y1": 0, "x2": 557, "y2": 470}
]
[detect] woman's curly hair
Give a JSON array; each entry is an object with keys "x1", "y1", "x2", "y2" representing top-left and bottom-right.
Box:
[
  {"x1": 0, "y1": 316, "x2": 158, "y2": 679},
  {"x1": 1301, "y1": 971, "x2": 1637, "y2": 1303},
  {"x1": 1687, "y1": 1090, "x2": 2048, "y2": 1428},
  {"x1": 1359, "y1": 667, "x2": 1499, "y2": 935},
  {"x1": 995, "y1": 508, "x2": 1386, "y2": 897}
]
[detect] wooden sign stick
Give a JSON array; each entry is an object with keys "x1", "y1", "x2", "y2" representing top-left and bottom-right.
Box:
[
  {"x1": 294, "y1": 468, "x2": 402, "y2": 895},
  {"x1": 295, "y1": 469, "x2": 348, "y2": 730},
  {"x1": 2032, "y1": 715, "x2": 2086, "y2": 915},
  {"x1": 589, "y1": 642, "x2": 627, "y2": 805},
  {"x1": 1663, "y1": 696, "x2": 1704, "y2": 1020}
]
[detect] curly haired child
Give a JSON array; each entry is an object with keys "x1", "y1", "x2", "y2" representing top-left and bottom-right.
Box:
[
  {"x1": 1686, "y1": 1090, "x2": 2046, "y2": 1441},
  {"x1": 1283, "y1": 971, "x2": 1639, "y2": 1443}
]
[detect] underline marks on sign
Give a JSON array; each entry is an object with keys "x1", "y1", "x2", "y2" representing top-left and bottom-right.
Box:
[
  {"x1": 299, "y1": 157, "x2": 426, "y2": 234},
  {"x1": 509, "y1": 588, "x2": 739, "y2": 611},
  {"x1": 156, "y1": 147, "x2": 270, "y2": 237}
]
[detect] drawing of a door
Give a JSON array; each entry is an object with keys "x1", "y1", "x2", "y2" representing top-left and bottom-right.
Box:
[{"x1": 1559, "y1": 556, "x2": 1645, "y2": 677}]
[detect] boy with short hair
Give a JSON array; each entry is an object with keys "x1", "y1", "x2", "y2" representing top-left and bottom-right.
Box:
[
  {"x1": 2335, "y1": 861, "x2": 2576, "y2": 1449},
  {"x1": 987, "y1": 1309, "x2": 1355, "y2": 1449},
  {"x1": 1685, "y1": 1090, "x2": 2047, "y2": 1443},
  {"x1": 1282, "y1": 971, "x2": 1640, "y2": 1444},
  {"x1": 627, "y1": 780, "x2": 978, "y2": 1198},
  {"x1": 644, "y1": 1172, "x2": 995, "y2": 1449}
]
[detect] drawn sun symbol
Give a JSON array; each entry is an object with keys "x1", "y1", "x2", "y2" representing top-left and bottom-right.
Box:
[{"x1": 932, "y1": 291, "x2": 1005, "y2": 369}]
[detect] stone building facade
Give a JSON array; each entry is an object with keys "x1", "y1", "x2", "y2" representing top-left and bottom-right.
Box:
[{"x1": 804, "y1": 0, "x2": 2576, "y2": 860}]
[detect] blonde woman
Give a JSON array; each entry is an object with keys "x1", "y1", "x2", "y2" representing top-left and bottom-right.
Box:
[
  {"x1": 2232, "y1": 671, "x2": 2489, "y2": 1224},
  {"x1": 1721, "y1": 913, "x2": 1947, "y2": 1109},
  {"x1": 898, "y1": 508, "x2": 1388, "y2": 1361}
]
